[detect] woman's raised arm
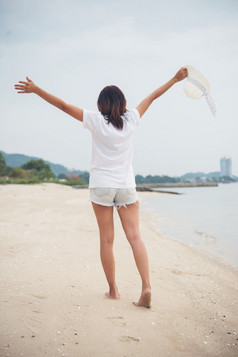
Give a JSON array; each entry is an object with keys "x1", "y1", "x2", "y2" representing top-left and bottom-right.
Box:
[
  {"x1": 14, "y1": 77, "x2": 83, "y2": 122},
  {"x1": 136, "y1": 67, "x2": 188, "y2": 117}
]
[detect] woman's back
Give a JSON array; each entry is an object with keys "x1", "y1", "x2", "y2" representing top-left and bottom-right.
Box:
[{"x1": 83, "y1": 108, "x2": 140, "y2": 188}]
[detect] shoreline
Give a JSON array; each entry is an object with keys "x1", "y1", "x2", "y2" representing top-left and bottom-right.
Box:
[
  {"x1": 0, "y1": 183, "x2": 237, "y2": 356},
  {"x1": 141, "y1": 184, "x2": 238, "y2": 269}
]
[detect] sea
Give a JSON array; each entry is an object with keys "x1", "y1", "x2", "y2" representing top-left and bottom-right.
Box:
[{"x1": 141, "y1": 183, "x2": 238, "y2": 268}]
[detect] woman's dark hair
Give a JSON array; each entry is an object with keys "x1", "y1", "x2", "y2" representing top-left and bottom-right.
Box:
[{"x1": 97, "y1": 85, "x2": 127, "y2": 130}]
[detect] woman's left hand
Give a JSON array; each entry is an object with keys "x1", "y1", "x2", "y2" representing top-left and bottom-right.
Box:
[{"x1": 174, "y1": 67, "x2": 188, "y2": 82}]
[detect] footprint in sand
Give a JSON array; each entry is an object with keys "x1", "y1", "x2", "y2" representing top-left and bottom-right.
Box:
[
  {"x1": 31, "y1": 294, "x2": 48, "y2": 300},
  {"x1": 120, "y1": 336, "x2": 140, "y2": 343},
  {"x1": 171, "y1": 269, "x2": 204, "y2": 277},
  {"x1": 107, "y1": 316, "x2": 126, "y2": 327}
]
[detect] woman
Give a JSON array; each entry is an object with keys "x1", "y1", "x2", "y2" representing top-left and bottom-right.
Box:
[{"x1": 14, "y1": 67, "x2": 188, "y2": 308}]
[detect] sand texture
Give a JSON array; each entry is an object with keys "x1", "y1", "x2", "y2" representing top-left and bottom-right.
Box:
[{"x1": 0, "y1": 184, "x2": 237, "y2": 357}]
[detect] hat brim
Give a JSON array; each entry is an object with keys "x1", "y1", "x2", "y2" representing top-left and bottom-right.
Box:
[{"x1": 184, "y1": 65, "x2": 210, "y2": 100}]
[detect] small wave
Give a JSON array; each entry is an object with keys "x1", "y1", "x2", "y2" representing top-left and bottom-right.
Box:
[{"x1": 195, "y1": 231, "x2": 217, "y2": 247}]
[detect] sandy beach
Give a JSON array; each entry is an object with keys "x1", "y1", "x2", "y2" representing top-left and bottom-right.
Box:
[{"x1": 0, "y1": 183, "x2": 237, "y2": 357}]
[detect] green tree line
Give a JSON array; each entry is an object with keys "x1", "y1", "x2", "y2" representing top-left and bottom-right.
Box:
[
  {"x1": 2, "y1": 152, "x2": 236, "y2": 185},
  {"x1": 0, "y1": 153, "x2": 88, "y2": 185},
  {"x1": 135, "y1": 174, "x2": 181, "y2": 184}
]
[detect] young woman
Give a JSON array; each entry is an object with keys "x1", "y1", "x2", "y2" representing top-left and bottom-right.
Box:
[{"x1": 14, "y1": 67, "x2": 188, "y2": 308}]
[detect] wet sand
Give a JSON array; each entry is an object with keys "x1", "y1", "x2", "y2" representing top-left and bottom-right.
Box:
[{"x1": 0, "y1": 183, "x2": 237, "y2": 356}]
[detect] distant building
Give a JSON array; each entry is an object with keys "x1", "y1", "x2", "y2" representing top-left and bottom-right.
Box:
[{"x1": 220, "y1": 157, "x2": 232, "y2": 177}]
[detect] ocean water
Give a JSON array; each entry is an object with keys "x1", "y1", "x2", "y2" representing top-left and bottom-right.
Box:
[{"x1": 141, "y1": 183, "x2": 238, "y2": 267}]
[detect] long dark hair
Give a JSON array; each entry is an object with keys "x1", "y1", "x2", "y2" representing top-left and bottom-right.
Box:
[{"x1": 97, "y1": 85, "x2": 127, "y2": 130}]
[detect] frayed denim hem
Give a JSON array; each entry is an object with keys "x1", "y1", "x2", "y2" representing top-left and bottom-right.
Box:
[{"x1": 116, "y1": 200, "x2": 139, "y2": 210}]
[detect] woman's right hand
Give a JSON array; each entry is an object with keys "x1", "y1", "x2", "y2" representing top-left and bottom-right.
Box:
[{"x1": 14, "y1": 77, "x2": 37, "y2": 93}]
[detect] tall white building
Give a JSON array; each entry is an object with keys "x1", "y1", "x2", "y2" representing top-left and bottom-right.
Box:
[{"x1": 220, "y1": 157, "x2": 232, "y2": 177}]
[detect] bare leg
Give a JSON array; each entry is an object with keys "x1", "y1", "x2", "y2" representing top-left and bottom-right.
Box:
[
  {"x1": 117, "y1": 201, "x2": 151, "y2": 308},
  {"x1": 92, "y1": 203, "x2": 119, "y2": 299}
]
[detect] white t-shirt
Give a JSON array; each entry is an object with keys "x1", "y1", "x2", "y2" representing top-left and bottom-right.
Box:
[{"x1": 83, "y1": 108, "x2": 140, "y2": 188}]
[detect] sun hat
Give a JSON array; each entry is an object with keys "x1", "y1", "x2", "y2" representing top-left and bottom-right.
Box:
[{"x1": 183, "y1": 65, "x2": 216, "y2": 116}]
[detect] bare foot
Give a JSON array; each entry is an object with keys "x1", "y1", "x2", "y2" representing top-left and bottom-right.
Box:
[
  {"x1": 133, "y1": 290, "x2": 151, "y2": 308},
  {"x1": 105, "y1": 292, "x2": 120, "y2": 300},
  {"x1": 105, "y1": 287, "x2": 120, "y2": 300}
]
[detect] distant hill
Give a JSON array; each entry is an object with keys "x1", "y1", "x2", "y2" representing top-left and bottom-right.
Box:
[
  {"x1": 2, "y1": 150, "x2": 236, "y2": 181},
  {"x1": 0, "y1": 150, "x2": 85, "y2": 176}
]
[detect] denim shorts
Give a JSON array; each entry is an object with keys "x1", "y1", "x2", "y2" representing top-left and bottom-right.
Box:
[{"x1": 90, "y1": 188, "x2": 138, "y2": 207}]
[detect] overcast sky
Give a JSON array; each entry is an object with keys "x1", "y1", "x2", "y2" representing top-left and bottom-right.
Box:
[{"x1": 1, "y1": 0, "x2": 238, "y2": 176}]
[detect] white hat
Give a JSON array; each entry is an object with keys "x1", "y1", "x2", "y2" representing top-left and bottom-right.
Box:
[{"x1": 184, "y1": 65, "x2": 216, "y2": 116}]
